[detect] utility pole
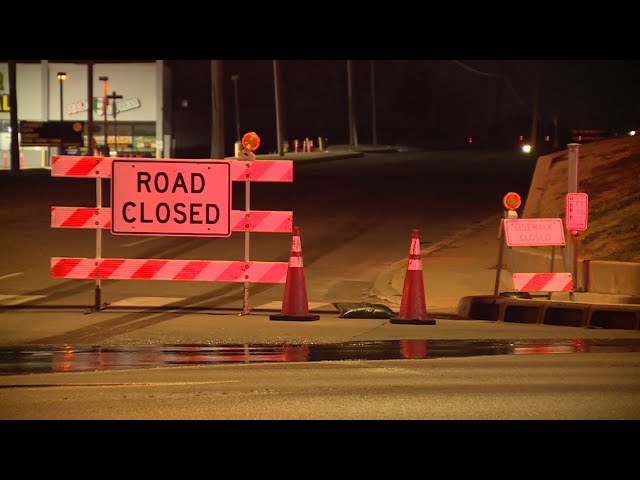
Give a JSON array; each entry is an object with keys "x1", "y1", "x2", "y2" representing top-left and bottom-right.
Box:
[
  {"x1": 530, "y1": 69, "x2": 540, "y2": 151},
  {"x1": 347, "y1": 60, "x2": 358, "y2": 146},
  {"x1": 370, "y1": 60, "x2": 377, "y2": 146},
  {"x1": 210, "y1": 60, "x2": 225, "y2": 159},
  {"x1": 273, "y1": 60, "x2": 284, "y2": 156},
  {"x1": 87, "y1": 62, "x2": 94, "y2": 155},
  {"x1": 8, "y1": 61, "x2": 19, "y2": 173},
  {"x1": 231, "y1": 74, "x2": 241, "y2": 141},
  {"x1": 494, "y1": 63, "x2": 504, "y2": 145}
]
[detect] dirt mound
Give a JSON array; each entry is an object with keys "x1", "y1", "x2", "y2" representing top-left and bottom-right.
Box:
[{"x1": 524, "y1": 135, "x2": 640, "y2": 263}]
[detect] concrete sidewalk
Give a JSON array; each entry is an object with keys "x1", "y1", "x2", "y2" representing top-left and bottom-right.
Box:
[
  {"x1": 253, "y1": 144, "x2": 640, "y2": 330},
  {"x1": 256, "y1": 144, "x2": 640, "y2": 302},
  {"x1": 2, "y1": 211, "x2": 639, "y2": 347},
  {"x1": 370, "y1": 213, "x2": 640, "y2": 330}
]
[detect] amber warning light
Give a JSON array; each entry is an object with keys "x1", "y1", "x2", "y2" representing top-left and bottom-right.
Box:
[
  {"x1": 241, "y1": 132, "x2": 261, "y2": 152},
  {"x1": 502, "y1": 192, "x2": 522, "y2": 211}
]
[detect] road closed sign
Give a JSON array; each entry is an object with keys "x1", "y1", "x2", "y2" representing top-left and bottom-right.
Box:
[{"x1": 111, "y1": 160, "x2": 232, "y2": 237}]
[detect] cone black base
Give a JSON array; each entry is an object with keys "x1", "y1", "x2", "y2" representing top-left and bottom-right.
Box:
[
  {"x1": 390, "y1": 317, "x2": 436, "y2": 325},
  {"x1": 270, "y1": 313, "x2": 320, "y2": 322}
]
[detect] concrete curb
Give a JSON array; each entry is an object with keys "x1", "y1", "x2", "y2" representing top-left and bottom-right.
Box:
[{"x1": 456, "y1": 295, "x2": 640, "y2": 330}]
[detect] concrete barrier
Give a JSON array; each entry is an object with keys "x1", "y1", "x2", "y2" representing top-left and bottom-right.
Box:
[
  {"x1": 509, "y1": 238, "x2": 640, "y2": 299},
  {"x1": 513, "y1": 148, "x2": 640, "y2": 299}
]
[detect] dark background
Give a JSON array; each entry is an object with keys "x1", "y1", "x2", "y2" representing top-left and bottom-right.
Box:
[
  {"x1": 7, "y1": 7, "x2": 639, "y2": 158},
  {"x1": 168, "y1": 60, "x2": 640, "y2": 157}
]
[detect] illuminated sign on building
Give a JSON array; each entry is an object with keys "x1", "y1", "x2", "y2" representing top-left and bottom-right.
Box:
[
  {"x1": 65, "y1": 97, "x2": 141, "y2": 116},
  {"x1": 1, "y1": 94, "x2": 9, "y2": 112}
]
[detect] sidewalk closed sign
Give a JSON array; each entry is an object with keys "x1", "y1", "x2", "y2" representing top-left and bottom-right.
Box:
[
  {"x1": 111, "y1": 160, "x2": 232, "y2": 237},
  {"x1": 503, "y1": 218, "x2": 566, "y2": 247}
]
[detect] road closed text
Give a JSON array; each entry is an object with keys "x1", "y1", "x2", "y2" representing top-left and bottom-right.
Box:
[
  {"x1": 121, "y1": 200, "x2": 220, "y2": 225},
  {"x1": 111, "y1": 160, "x2": 232, "y2": 237},
  {"x1": 121, "y1": 172, "x2": 220, "y2": 224}
]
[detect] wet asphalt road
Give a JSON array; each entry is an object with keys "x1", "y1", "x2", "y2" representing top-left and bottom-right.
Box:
[
  {"x1": 1, "y1": 150, "x2": 639, "y2": 419},
  {"x1": 1, "y1": 353, "x2": 639, "y2": 420}
]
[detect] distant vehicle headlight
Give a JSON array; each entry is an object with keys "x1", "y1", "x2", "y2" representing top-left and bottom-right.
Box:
[{"x1": 521, "y1": 144, "x2": 532, "y2": 154}]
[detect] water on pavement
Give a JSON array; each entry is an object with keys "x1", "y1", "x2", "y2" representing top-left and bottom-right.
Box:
[{"x1": 1, "y1": 338, "x2": 639, "y2": 376}]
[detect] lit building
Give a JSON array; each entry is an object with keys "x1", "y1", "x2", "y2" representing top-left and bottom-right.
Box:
[{"x1": 0, "y1": 60, "x2": 171, "y2": 169}]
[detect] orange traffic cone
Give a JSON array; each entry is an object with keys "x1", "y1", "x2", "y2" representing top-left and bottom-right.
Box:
[
  {"x1": 390, "y1": 229, "x2": 436, "y2": 325},
  {"x1": 270, "y1": 226, "x2": 320, "y2": 322}
]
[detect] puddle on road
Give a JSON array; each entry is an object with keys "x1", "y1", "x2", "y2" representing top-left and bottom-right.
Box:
[{"x1": 0, "y1": 338, "x2": 639, "y2": 376}]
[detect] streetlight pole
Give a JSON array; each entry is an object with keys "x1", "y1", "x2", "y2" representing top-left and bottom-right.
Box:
[
  {"x1": 108, "y1": 91, "x2": 123, "y2": 154},
  {"x1": 57, "y1": 72, "x2": 67, "y2": 121},
  {"x1": 95, "y1": 76, "x2": 109, "y2": 312},
  {"x1": 57, "y1": 72, "x2": 67, "y2": 155},
  {"x1": 231, "y1": 74, "x2": 241, "y2": 142},
  {"x1": 99, "y1": 76, "x2": 108, "y2": 155},
  {"x1": 87, "y1": 62, "x2": 94, "y2": 157}
]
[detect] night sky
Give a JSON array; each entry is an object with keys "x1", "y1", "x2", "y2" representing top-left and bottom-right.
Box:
[{"x1": 168, "y1": 60, "x2": 640, "y2": 157}]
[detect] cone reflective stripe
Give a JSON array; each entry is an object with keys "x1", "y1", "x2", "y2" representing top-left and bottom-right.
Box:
[
  {"x1": 390, "y1": 229, "x2": 436, "y2": 325},
  {"x1": 270, "y1": 226, "x2": 320, "y2": 322},
  {"x1": 290, "y1": 234, "x2": 302, "y2": 266}
]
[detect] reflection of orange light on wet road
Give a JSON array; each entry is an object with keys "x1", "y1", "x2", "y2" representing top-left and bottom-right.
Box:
[
  {"x1": 52, "y1": 345, "x2": 76, "y2": 372},
  {"x1": 154, "y1": 345, "x2": 302, "y2": 364},
  {"x1": 400, "y1": 339, "x2": 428, "y2": 359},
  {"x1": 53, "y1": 350, "x2": 75, "y2": 372},
  {"x1": 284, "y1": 345, "x2": 310, "y2": 362},
  {"x1": 513, "y1": 344, "x2": 576, "y2": 355},
  {"x1": 46, "y1": 344, "x2": 313, "y2": 372}
]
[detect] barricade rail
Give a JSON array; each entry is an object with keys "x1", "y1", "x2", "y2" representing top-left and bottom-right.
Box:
[
  {"x1": 51, "y1": 155, "x2": 293, "y2": 182},
  {"x1": 50, "y1": 155, "x2": 295, "y2": 312}
]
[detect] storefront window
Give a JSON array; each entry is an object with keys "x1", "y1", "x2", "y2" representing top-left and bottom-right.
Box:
[
  {"x1": 0, "y1": 120, "x2": 10, "y2": 169},
  {"x1": 80, "y1": 121, "x2": 156, "y2": 157},
  {"x1": 0, "y1": 120, "x2": 49, "y2": 169}
]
